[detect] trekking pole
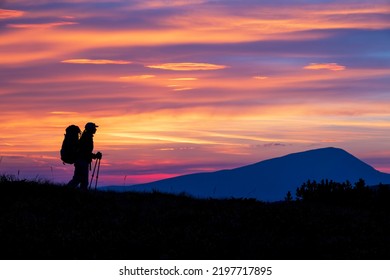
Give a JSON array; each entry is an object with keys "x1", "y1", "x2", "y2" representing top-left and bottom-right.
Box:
[
  {"x1": 89, "y1": 159, "x2": 98, "y2": 189},
  {"x1": 94, "y1": 158, "x2": 101, "y2": 190}
]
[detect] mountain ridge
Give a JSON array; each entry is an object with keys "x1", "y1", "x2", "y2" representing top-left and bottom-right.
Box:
[{"x1": 106, "y1": 147, "x2": 390, "y2": 201}]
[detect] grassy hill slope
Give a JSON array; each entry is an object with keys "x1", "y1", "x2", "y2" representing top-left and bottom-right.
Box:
[{"x1": 1, "y1": 175, "x2": 390, "y2": 259}]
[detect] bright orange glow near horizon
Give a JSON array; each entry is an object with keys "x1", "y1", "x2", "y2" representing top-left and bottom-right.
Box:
[{"x1": 1, "y1": 0, "x2": 389, "y2": 186}]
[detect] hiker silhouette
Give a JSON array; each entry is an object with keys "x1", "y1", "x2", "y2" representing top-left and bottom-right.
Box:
[{"x1": 68, "y1": 122, "x2": 102, "y2": 190}]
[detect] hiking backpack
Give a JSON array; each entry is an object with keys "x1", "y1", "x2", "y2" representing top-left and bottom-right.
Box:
[{"x1": 60, "y1": 125, "x2": 81, "y2": 164}]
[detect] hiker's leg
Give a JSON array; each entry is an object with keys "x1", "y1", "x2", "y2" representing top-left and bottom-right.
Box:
[
  {"x1": 79, "y1": 161, "x2": 89, "y2": 190},
  {"x1": 67, "y1": 162, "x2": 81, "y2": 187}
]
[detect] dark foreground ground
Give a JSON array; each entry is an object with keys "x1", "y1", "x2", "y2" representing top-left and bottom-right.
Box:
[{"x1": 1, "y1": 175, "x2": 390, "y2": 260}]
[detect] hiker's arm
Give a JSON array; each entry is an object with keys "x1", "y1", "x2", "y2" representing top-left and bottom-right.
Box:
[{"x1": 92, "y1": 151, "x2": 102, "y2": 159}]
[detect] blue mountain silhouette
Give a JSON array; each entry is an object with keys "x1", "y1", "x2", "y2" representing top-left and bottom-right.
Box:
[{"x1": 111, "y1": 147, "x2": 390, "y2": 201}]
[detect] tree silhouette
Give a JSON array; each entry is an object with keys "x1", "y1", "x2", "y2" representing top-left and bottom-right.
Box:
[
  {"x1": 295, "y1": 178, "x2": 369, "y2": 202},
  {"x1": 284, "y1": 191, "x2": 293, "y2": 202}
]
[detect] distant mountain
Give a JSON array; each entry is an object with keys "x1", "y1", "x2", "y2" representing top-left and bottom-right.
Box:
[{"x1": 106, "y1": 147, "x2": 390, "y2": 201}]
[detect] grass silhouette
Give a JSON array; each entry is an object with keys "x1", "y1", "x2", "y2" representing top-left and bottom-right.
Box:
[{"x1": 1, "y1": 175, "x2": 390, "y2": 259}]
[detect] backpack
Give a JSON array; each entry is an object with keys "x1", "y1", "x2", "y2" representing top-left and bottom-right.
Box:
[{"x1": 60, "y1": 125, "x2": 81, "y2": 164}]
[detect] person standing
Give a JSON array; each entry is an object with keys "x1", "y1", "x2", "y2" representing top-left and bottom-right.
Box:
[{"x1": 68, "y1": 122, "x2": 102, "y2": 190}]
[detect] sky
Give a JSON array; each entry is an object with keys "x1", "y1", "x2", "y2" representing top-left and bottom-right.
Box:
[{"x1": 1, "y1": 0, "x2": 390, "y2": 186}]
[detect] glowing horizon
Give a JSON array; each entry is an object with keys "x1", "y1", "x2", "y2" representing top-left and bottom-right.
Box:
[{"x1": 1, "y1": 0, "x2": 389, "y2": 186}]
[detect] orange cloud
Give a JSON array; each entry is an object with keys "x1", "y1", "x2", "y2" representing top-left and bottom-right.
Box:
[
  {"x1": 8, "y1": 21, "x2": 77, "y2": 29},
  {"x1": 304, "y1": 63, "x2": 346, "y2": 71},
  {"x1": 173, "y1": 87, "x2": 193, "y2": 91},
  {"x1": 159, "y1": 3, "x2": 390, "y2": 40},
  {"x1": 119, "y1": 75, "x2": 155, "y2": 80},
  {"x1": 61, "y1": 59, "x2": 132, "y2": 65},
  {"x1": 167, "y1": 84, "x2": 194, "y2": 91},
  {"x1": 0, "y1": 9, "x2": 24, "y2": 19},
  {"x1": 147, "y1": 62, "x2": 228, "y2": 71},
  {"x1": 253, "y1": 76, "x2": 269, "y2": 80},
  {"x1": 316, "y1": 6, "x2": 390, "y2": 16}
]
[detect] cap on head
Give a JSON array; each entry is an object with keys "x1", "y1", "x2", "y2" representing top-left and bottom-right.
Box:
[{"x1": 85, "y1": 122, "x2": 98, "y2": 131}]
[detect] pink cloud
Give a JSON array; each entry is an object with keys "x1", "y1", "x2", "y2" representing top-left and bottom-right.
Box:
[
  {"x1": 169, "y1": 78, "x2": 198, "y2": 81},
  {"x1": 147, "y1": 62, "x2": 228, "y2": 71},
  {"x1": 0, "y1": 9, "x2": 24, "y2": 19},
  {"x1": 61, "y1": 59, "x2": 132, "y2": 65}
]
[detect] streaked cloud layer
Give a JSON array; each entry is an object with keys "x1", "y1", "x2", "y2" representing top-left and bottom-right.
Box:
[{"x1": 1, "y1": 0, "x2": 389, "y2": 185}]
